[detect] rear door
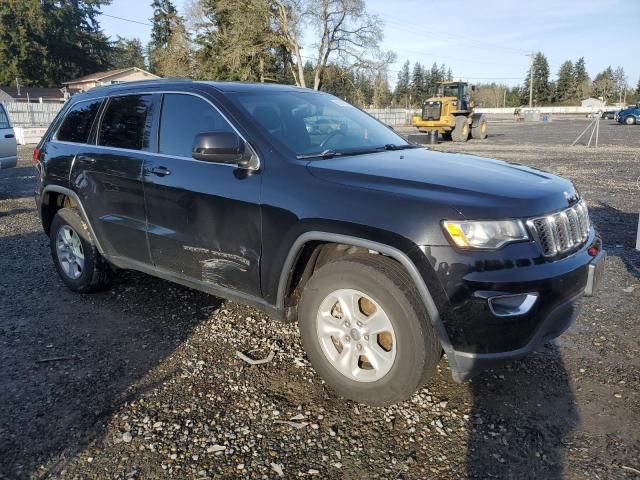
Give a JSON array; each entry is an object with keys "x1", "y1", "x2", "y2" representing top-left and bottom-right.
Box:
[
  {"x1": 0, "y1": 104, "x2": 17, "y2": 168},
  {"x1": 142, "y1": 92, "x2": 262, "y2": 297},
  {"x1": 71, "y1": 93, "x2": 159, "y2": 264}
]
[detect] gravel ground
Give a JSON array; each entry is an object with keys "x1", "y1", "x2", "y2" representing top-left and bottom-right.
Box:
[{"x1": 1, "y1": 120, "x2": 638, "y2": 480}]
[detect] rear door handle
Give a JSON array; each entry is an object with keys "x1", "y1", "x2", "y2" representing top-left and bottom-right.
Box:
[
  {"x1": 4, "y1": 133, "x2": 14, "y2": 139},
  {"x1": 150, "y1": 166, "x2": 171, "y2": 177},
  {"x1": 77, "y1": 154, "x2": 96, "y2": 164}
]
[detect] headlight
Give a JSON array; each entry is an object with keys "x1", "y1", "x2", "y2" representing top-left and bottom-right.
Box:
[{"x1": 442, "y1": 220, "x2": 529, "y2": 249}]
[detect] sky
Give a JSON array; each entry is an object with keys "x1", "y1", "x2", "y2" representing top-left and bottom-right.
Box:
[{"x1": 99, "y1": 0, "x2": 640, "y2": 88}]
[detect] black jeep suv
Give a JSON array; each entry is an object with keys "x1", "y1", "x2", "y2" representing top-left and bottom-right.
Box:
[{"x1": 34, "y1": 80, "x2": 605, "y2": 405}]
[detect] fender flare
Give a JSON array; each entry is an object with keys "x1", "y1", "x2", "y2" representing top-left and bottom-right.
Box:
[
  {"x1": 41, "y1": 185, "x2": 106, "y2": 255},
  {"x1": 275, "y1": 231, "x2": 459, "y2": 372}
]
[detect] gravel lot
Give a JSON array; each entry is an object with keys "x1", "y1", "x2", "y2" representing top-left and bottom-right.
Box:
[{"x1": 1, "y1": 119, "x2": 638, "y2": 479}]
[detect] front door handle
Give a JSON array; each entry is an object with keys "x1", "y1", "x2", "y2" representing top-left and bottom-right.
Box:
[
  {"x1": 77, "y1": 154, "x2": 96, "y2": 164},
  {"x1": 150, "y1": 166, "x2": 171, "y2": 177},
  {"x1": 4, "y1": 133, "x2": 14, "y2": 139}
]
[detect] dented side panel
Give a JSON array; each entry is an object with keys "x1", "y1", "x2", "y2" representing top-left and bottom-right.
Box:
[{"x1": 142, "y1": 157, "x2": 262, "y2": 297}]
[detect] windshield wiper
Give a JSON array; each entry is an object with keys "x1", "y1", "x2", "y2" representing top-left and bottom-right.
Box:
[
  {"x1": 382, "y1": 143, "x2": 421, "y2": 151},
  {"x1": 297, "y1": 144, "x2": 420, "y2": 160},
  {"x1": 297, "y1": 149, "x2": 342, "y2": 160}
]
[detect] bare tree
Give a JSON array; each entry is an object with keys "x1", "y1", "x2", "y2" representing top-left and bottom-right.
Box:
[
  {"x1": 274, "y1": 0, "x2": 391, "y2": 90},
  {"x1": 273, "y1": 0, "x2": 307, "y2": 87}
]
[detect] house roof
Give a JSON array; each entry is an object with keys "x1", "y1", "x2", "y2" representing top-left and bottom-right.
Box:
[
  {"x1": 62, "y1": 67, "x2": 159, "y2": 85},
  {"x1": 0, "y1": 86, "x2": 65, "y2": 100}
]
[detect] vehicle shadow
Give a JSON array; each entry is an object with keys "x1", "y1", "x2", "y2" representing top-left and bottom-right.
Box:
[
  {"x1": 0, "y1": 165, "x2": 37, "y2": 201},
  {"x1": 0, "y1": 231, "x2": 222, "y2": 479},
  {"x1": 466, "y1": 343, "x2": 578, "y2": 479},
  {"x1": 589, "y1": 203, "x2": 640, "y2": 279}
]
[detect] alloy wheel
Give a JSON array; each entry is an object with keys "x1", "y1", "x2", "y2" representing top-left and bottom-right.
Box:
[
  {"x1": 316, "y1": 289, "x2": 397, "y2": 382},
  {"x1": 55, "y1": 225, "x2": 85, "y2": 280}
]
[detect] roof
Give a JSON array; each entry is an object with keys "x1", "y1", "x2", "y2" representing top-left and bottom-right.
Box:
[
  {"x1": 0, "y1": 86, "x2": 65, "y2": 99},
  {"x1": 197, "y1": 81, "x2": 309, "y2": 93},
  {"x1": 62, "y1": 67, "x2": 159, "y2": 85}
]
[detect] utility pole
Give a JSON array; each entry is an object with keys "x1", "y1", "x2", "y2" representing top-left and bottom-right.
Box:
[{"x1": 526, "y1": 53, "x2": 534, "y2": 108}]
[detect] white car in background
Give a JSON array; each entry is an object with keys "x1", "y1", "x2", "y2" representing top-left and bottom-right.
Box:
[{"x1": 0, "y1": 103, "x2": 17, "y2": 169}]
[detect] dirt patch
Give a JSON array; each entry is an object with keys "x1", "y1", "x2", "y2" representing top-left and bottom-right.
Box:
[{"x1": 1, "y1": 129, "x2": 638, "y2": 479}]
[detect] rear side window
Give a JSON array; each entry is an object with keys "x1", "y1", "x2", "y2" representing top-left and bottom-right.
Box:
[
  {"x1": 99, "y1": 95, "x2": 155, "y2": 150},
  {"x1": 0, "y1": 105, "x2": 11, "y2": 129},
  {"x1": 56, "y1": 100, "x2": 101, "y2": 143},
  {"x1": 159, "y1": 94, "x2": 234, "y2": 158}
]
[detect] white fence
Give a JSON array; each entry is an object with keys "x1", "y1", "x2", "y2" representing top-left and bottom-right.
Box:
[
  {"x1": 365, "y1": 108, "x2": 420, "y2": 126},
  {"x1": 3, "y1": 102, "x2": 63, "y2": 127}
]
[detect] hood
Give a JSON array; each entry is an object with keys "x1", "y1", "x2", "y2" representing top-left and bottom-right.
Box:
[{"x1": 307, "y1": 148, "x2": 577, "y2": 219}]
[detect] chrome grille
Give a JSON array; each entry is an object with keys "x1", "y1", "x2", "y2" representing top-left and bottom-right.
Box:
[{"x1": 528, "y1": 201, "x2": 590, "y2": 256}]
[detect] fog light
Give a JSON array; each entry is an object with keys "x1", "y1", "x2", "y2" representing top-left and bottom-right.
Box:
[{"x1": 488, "y1": 293, "x2": 538, "y2": 317}]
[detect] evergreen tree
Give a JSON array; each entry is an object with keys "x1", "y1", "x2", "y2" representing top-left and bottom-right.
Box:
[
  {"x1": 0, "y1": 0, "x2": 113, "y2": 87},
  {"x1": 521, "y1": 52, "x2": 551, "y2": 106},
  {"x1": 555, "y1": 60, "x2": 574, "y2": 103},
  {"x1": 572, "y1": 57, "x2": 590, "y2": 101},
  {"x1": 111, "y1": 37, "x2": 146, "y2": 70},
  {"x1": 154, "y1": 16, "x2": 192, "y2": 77},
  {"x1": 410, "y1": 62, "x2": 424, "y2": 106},
  {"x1": 148, "y1": 0, "x2": 179, "y2": 73},
  {"x1": 195, "y1": 0, "x2": 280, "y2": 82},
  {"x1": 0, "y1": 0, "x2": 48, "y2": 86},
  {"x1": 394, "y1": 60, "x2": 410, "y2": 107}
]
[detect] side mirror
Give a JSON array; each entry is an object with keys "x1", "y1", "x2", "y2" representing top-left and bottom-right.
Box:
[{"x1": 192, "y1": 131, "x2": 248, "y2": 166}]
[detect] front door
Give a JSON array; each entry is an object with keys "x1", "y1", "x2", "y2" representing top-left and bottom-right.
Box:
[{"x1": 142, "y1": 92, "x2": 262, "y2": 297}]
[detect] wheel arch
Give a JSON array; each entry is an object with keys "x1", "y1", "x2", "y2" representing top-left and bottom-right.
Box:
[
  {"x1": 275, "y1": 231, "x2": 458, "y2": 369},
  {"x1": 41, "y1": 185, "x2": 105, "y2": 254}
]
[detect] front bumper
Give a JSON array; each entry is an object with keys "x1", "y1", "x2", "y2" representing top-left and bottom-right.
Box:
[
  {"x1": 418, "y1": 230, "x2": 604, "y2": 380},
  {"x1": 450, "y1": 291, "x2": 582, "y2": 381}
]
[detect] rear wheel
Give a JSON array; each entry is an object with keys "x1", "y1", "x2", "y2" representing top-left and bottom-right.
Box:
[
  {"x1": 298, "y1": 255, "x2": 441, "y2": 405},
  {"x1": 451, "y1": 116, "x2": 470, "y2": 142},
  {"x1": 471, "y1": 117, "x2": 488, "y2": 139},
  {"x1": 50, "y1": 208, "x2": 112, "y2": 292},
  {"x1": 625, "y1": 116, "x2": 636, "y2": 125}
]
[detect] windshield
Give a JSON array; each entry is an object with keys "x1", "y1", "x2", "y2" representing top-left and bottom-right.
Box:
[{"x1": 227, "y1": 90, "x2": 410, "y2": 157}]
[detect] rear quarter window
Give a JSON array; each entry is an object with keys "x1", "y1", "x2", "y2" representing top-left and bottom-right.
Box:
[{"x1": 56, "y1": 99, "x2": 102, "y2": 143}]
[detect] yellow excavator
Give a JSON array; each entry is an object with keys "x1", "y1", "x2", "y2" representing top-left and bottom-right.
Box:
[{"x1": 411, "y1": 81, "x2": 487, "y2": 142}]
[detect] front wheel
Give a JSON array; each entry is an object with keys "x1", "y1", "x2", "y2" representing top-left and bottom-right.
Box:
[
  {"x1": 298, "y1": 255, "x2": 442, "y2": 405},
  {"x1": 471, "y1": 117, "x2": 488, "y2": 139},
  {"x1": 625, "y1": 116, "x2": 636, "y2": 125}
]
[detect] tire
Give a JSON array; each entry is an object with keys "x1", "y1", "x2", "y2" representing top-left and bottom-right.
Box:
[
  {"x1": 50, "y1": 207, "x2": 112, "y2": 293},
  {"x1": 298, "y1": 254, "x2": 442, "y2": 405},
  {"x1": 625, "y1": 116, "x2": 636, "y2": 125},
  {"x1": 451, "y1": 116, "x2": 470, "y2": 142},
  {"x1": 471, "y1": 117, "x2": 488, "y2": 139}
]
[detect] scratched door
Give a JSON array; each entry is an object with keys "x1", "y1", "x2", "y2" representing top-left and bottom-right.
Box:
[{"x1": 143, "y1": 93, "x2": 262, "y2": 297}]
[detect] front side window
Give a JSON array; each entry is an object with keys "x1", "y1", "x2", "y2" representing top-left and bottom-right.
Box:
[
  {"x1": 0, "y1": 105, "x2": 11, "y2": 129},
  {"x1": 99, "y1": 95, "x2": 155, "y2": 150},
  {"x1": 159, "y1": 94, "x2": 234, "y2": 158},
  {"x1": 56, "y1": 99, "x2": 101, "y2": 143},
  {"x1": 227, "y1": 91, "x2": 409, "y2": 157}
]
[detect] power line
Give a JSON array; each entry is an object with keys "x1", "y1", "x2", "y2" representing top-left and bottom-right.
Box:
[
  {"x1": 101, "y1": 13, "x2": 152, "y2": 27},
  {"x1": 382, "y1": 15, "x2": 530, "y2": 55}
]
